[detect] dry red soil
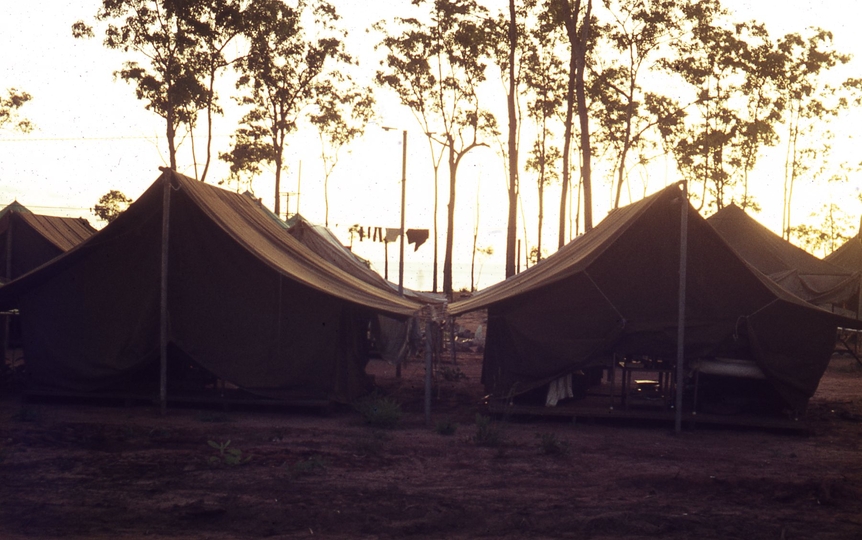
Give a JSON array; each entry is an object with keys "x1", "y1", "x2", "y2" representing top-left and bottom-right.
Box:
[{"x1": 2, "y1": 321, "x2": 861, "y2": 539}]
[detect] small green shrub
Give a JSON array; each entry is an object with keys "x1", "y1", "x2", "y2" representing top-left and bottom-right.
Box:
[
  {"x1": 148, "y1": 427, "x2": 172, "y2": 440},
  {"x1": 197, "y1": 411, "x2": 231, "y2": 423},
  {"x1": 834, "y1": 358, "x2": 862, "y2": 373},
  {"x1": 472, "y1": 414, "x2": 504, "y2": 447},
  {"x1": 537, "y1": 432, "x2": 570, "y2": 456},
  {"x1": 355, "y1": 393, "x2": 402, "y2": 428},
  {"x1": 207, "y1": 439, "x2": 251, "y2": 466},
  {"x1": 435, "y1": 418, "x2": 458, "y2": 436},
  {"x1": 12, "y1": 406, "x2": 41, "y2": 423},
  {"x1": 440, "y1": 366, "x2": 467, "y2": 382},
  {"x1": 351, "y1": 430, "x2": 390, "y2": 458},
  {"x1": 287, "y1": 455, "x2": 329, "y2": 478}
]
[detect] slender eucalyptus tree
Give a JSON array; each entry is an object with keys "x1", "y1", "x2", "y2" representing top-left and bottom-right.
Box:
[
  {"x1": 73, "y1": 0, "x2": 221, "y2": 172},
  {"x1": 521, "y1": 9, "x2": 566, "y2": 261},
  {"x1": 310, "y1": 81, "x2": 375, "y2": 226},
  {"x1": 376, "y1": 0, "x2": 498, "y2": 299},
  {"x1": 546, "y1": 0, "x2": 594, "y2": 245},
  {"x1": 223, "y1": 0, "x2": 353, "y2": 217},
  {"x1": 777, "y1": 29, "x2": 852, "y2": 239}
]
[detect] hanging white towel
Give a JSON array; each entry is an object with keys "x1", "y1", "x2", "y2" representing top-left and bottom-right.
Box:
[{"x1": 545, "y1": 373, "x2": 574, "y2": 407}]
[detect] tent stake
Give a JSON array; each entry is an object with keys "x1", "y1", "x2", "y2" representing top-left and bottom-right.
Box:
[
  {"x1": 159, "y1": 171, "x2": 172, "y2": 416},
  {"x1": 675, "y1": 181, "x2": 688, "y2": 434}
]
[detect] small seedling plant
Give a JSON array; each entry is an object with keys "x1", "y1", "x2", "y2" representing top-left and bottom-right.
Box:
[
  {"x1": 355, "y1": 392, "x2": 402, "y2": 428},
  {"x1": 208, "y1": 439, "x2": 251, "y2": 466},
  {"x1": 472, "y1": 414, "x2": 504, "y2": 447},
  {"x1": 537, "y1": 432, "x2": 570, "y2": 456}
]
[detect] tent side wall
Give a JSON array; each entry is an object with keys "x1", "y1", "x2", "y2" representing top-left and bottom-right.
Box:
[
  {"x1": 0, "y1": 214, "x2": 65, "y2": 281},
  {"x1": 18, "y1": 204, "x2": 163, "y2": 393},
  {"x1": 168, "y1": 190, "x2": 373, "y2": 402},
  {"x1": 6, "y1": 173, "x2": 378, "y2": 402}
]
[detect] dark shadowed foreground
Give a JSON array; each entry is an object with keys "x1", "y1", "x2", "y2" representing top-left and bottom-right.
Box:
[{"x1": 1, "y1": 337, "x2": 861, "y2": 539}]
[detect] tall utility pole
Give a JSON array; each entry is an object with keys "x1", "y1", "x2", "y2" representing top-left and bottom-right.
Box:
[
  {"x1": 383, "y1": 126, "x2": 408, "y2": 297},
  {"x1": 399, "y1": 129, "x2": 407, "y2": 296}
]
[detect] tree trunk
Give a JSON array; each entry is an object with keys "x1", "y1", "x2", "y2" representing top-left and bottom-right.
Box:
[
  {"x1": 443, "y1": 142, "x2": 457, "y2": 299},
  {"x1": 201, "y1": 67, "x2": 217, "y2": 182},
  {"x1": 574, "y1": 0, "x2": 593, "y2": 231},
  {"x1": 274, "y1": 148, "x2": 282, "y2": 218},
  {"x1": 505, "y1": 0, "x2": 519, "y2": 278},
  {"x1": 613, "y1": 87, "x2": 635, "y2": 209},
  {"x1": 559, "y1": 53, "x2": 576, "y2": 248},
  {"x1": 324, "y1": 174, "x2": 330, "y2": 227},
  {"x1": 167, "y1": 111, "x2": 177, "y2": 171}
]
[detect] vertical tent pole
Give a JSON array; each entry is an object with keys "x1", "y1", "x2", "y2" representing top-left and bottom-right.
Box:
[
  {"x1": 2, "y1": 220, "x2": 13, "y2": 375},
  {"x1": 425, "y1": 317, "x2": 433, "y2": 426},
  {"x1": 449, "y1": 316, "x2": 456, "y2": 365},
  {"x1": 3, "y1": 217, "x2": 11, "y2": 281},
  {"x1": 398, "y1": 129, "x2": 407, "y2": 297},
  {"x1": 159, "y1": 172, "x2": 172, "y2": 415},
  {"x1": 675, "y1": 181, "x2": 689, "y2": 434},
  {"x1": 856, "y1": 275, "x2": 862, "y2": 354}
]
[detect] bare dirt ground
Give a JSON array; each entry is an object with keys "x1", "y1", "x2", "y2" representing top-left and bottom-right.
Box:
[{"x1": 2, "y1": 313, "x2": 861, "y2": 539}]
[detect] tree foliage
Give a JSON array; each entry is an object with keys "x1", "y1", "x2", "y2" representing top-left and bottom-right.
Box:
[
  {"x1": 520, "y1": 3, "x2": 566, "y2": 261},
  {"x1": 73, "y1": 0, "x2": 245, "y2": 177},
  {"x1": 0, "y1": 88, "x2": 34, "y2": 133},
  {"x1": 68, "y1": 0, "x2": 862, "y2": 278},
  {"x1": 221, "y1": 0, "x2": 353, "y2": 217},
  {"x1": 93, "y1": 190, "x2": 133, "y2": 223},
  {"x1": 777, "y1": 28, "x2": 853, "y2": 238},
  {"x1": 310, "y1": 80, "x2": 375, "y2": 226},
  {"x1": 592, "y1": 0, "x2": 683, "y2": 209}
]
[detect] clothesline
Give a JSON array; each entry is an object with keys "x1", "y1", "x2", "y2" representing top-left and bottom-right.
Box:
[{"x1": 352, "y1": 225, "x2": 429, "y2": 251}]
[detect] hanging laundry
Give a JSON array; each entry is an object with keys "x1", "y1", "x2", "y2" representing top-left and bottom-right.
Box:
[
  {"x1": 406, "y1": 229, "x2": 430, "y2": 251},
  {"x1": 358, "y1": 226, "x2": 365, "y2": 241},
  {"x1": 376, "y1": 227, "x2": 384, "y2": 242},
  {"x1": 385, "y1": 228, "x2": 401, "y2": 243}
]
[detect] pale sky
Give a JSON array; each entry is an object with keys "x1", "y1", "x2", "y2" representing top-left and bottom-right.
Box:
[{"x1": 1, "y1": 0, "x2": 860, "y2": 290}]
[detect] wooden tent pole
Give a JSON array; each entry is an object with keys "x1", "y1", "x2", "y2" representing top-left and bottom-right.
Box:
[
  {"x1": 2, "y1": 220, "x2": 13, "y2": 376},
  {"x1": 675, "y1": 181, "x2": 689, "y2": 434},
  {"x1": 425, "y1": 318, "x2": 433, "y2": 426},
  {"x1": 159, "y1": 171, "x2": 172, "y2": 415}
]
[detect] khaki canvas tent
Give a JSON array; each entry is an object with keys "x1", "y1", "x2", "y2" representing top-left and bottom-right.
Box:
[
  {"x1": 707, "y1": 203, "x2": 859, "y2": 310},
  {"x1": 449, "y1": 183, "x2": 858, "y2": 412},
  {"x1": 283, "y1": 213, "x2": 441, "y2": 305},
  {"x1": 283, "y1": 214, "x2": 442, "y2": 363},
  {"x1": 0, "y1": 201, "x2": 96, "y2": 282},
  {"x1": 826, "y1": 234, "x2": 862, "y2": 274},
  {"x1": 0, "y1": 170, "x2": 420, "y2": 404},
  {"x1": 1, "y1": 202, "x2": 96, "y2": 351}
]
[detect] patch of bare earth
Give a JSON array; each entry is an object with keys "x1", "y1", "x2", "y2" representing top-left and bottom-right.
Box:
[{"x1": 1, "y1": 321, "x2": 861, "y2": 539}]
